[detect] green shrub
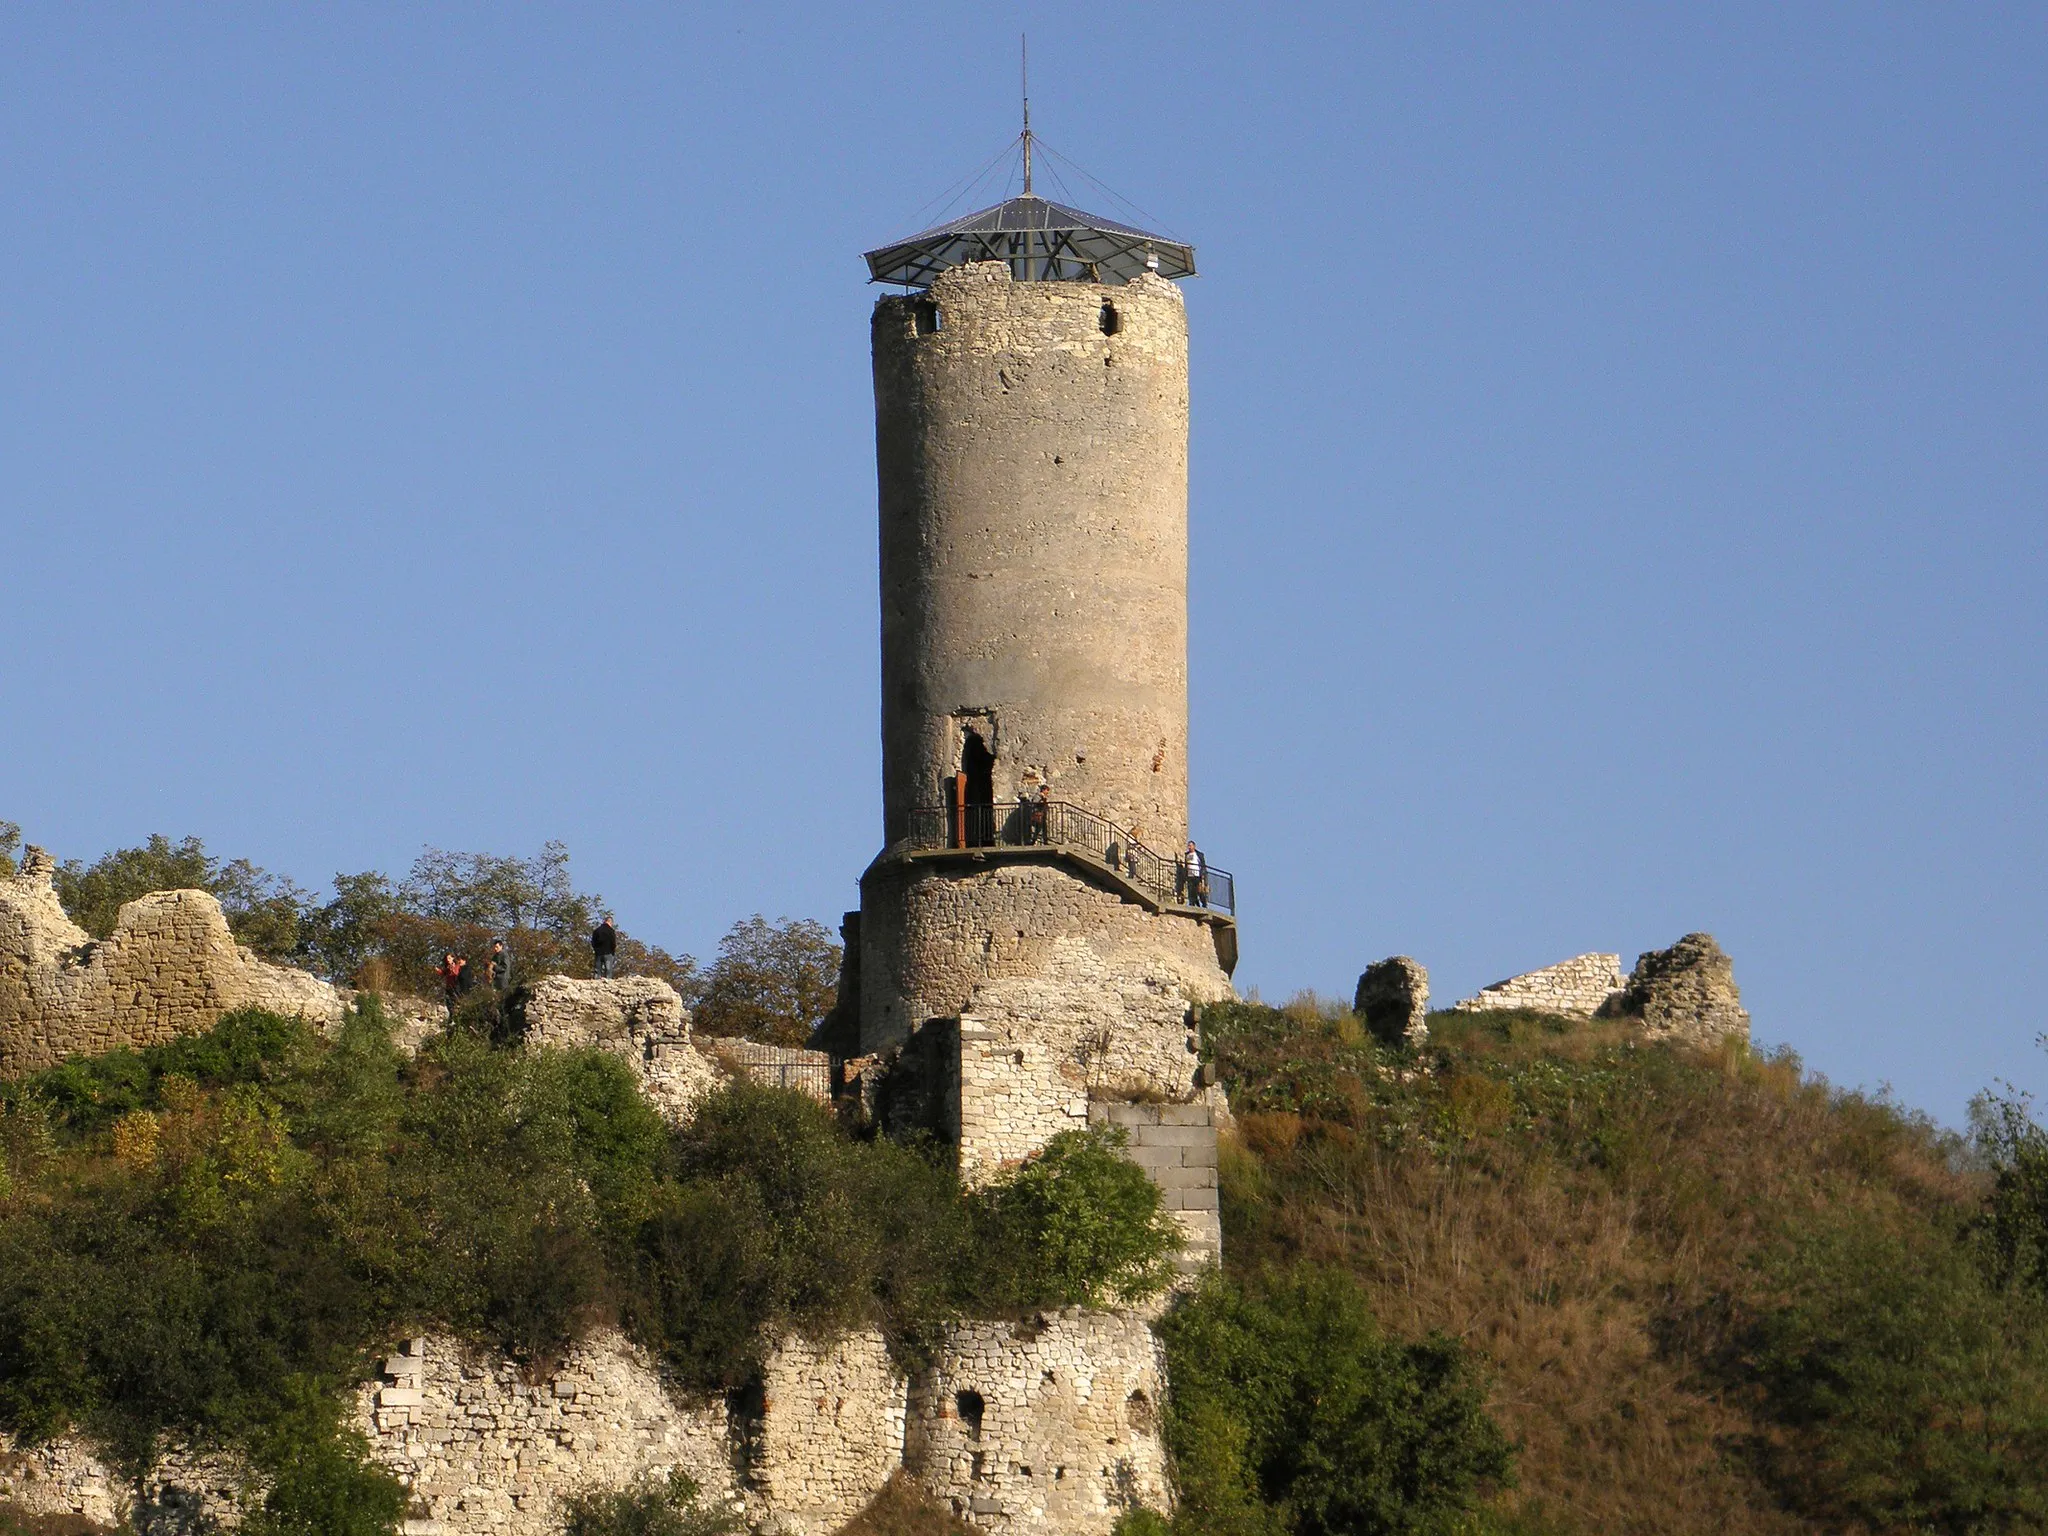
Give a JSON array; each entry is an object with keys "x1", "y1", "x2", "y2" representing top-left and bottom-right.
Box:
[
  {"x1": 631, "y1": 1081, "x2": 966, "y2": 1388},
  {"x1": 1742, "y1": 1216, "x2": 2048, "y2": 1531},
  {"x1": 966, "y1": 1128, "x2": 1181, "y2": 1309},
  {"x1": 557, "y1": 1472, "x2": 738, "y2": 1536},
  {"x1": 1157, "y1": 1270, "x2": 1513, "y2": 1536}
]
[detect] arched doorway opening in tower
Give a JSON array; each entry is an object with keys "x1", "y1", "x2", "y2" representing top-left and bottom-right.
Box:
[{"x1": 960, "y1": 729, "x2": 996, "y2": 846}]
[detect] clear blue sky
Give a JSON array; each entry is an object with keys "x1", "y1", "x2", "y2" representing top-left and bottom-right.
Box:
[{"x1": 3, "y1": 5, "x2": 2042, "y2": 1128}]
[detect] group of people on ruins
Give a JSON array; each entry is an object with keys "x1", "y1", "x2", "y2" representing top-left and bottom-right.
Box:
[{"x1": 432, "y1": 919, "x2": 621, "y2": 1019}]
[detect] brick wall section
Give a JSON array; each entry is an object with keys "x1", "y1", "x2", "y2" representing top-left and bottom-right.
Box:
[
  {"x1": 1088, "y1": 1102, "x2": 1222, "y2": 1273},
  {"x1": 1452, "y1": 954, "x2": 1626, "y2": 1018}
]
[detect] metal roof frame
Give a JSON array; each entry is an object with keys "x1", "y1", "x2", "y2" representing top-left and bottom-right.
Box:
[{"x1": 864, "y1": 193, "x2": 1196, "y2": 288}]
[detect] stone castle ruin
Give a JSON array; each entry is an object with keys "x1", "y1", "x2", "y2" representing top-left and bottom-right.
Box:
[
  {"x1": 0, "y1": 156, "x2": 1758, "y2": 1536},
  {"x1": 0, "y1": 847, "x2": 344, "y2": 1077}
]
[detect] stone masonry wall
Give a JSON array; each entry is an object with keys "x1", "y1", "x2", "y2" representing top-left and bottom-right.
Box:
[
  {"x1": 1087, "y1": 1102, "x2": 1222, "y2": 1274},
  {"x1": 873, "y1": 264, "x2": 1192, "y2": 852},
  {"x1": 10, "y1": 1312, "x2": 1163, "y2": 1536},
  {"x1": 860, "y1": 861, "x2": 1230, "y2": 1057},
  {"x1": 904, "y1": 1310, "x2": 1170, "y2": 1536},
  {"x1": 745, "y1": 1330, "x2": 907, "y2": 1534},
  {"x1": 951, "y1": 943, "x2": 1204, "y2": 1183},
  {"x1": 0, "y1": 851, "x2": 343, "y2": 1078},
  {"x1": 0, "y1": 1432, "x2": 247, "y2": 1532},
  {"x1": 360, "y1": 1329, "x2": 904, "y2": 1536},
  {"x1": 1452, "y1": 954, "x2": 1626, "y2": 1018},
  {"x1": 359, "y1": 1331, "x2": 732, "y2": 1536}
]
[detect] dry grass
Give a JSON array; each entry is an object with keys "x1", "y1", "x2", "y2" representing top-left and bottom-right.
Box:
[
  {"x1": 833, "y1": 1473, "x2": 976, "y2": 1536},
  {"x1": 1209, "y1": 1004, "x2": 1977, "y2": 1536}
]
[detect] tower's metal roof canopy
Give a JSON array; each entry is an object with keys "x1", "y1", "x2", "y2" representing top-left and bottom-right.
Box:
[{"x1": 864, "y1": 194, "x2": 1196, "y2": 288}]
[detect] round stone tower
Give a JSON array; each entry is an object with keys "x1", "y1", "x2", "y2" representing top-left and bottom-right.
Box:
[
  {"x1": 871, "y1": 262, "x2": 1190, "y2": 851},
  {"x1": 851, "y1": 189, "x2": 1235, "y2": 1190}
]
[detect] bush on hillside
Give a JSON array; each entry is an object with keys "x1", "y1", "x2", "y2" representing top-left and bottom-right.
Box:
[
  {"x1": 1196, "y1": 996, "x2": 2048, "y2": 1536},
  {"x1": 969, "y1": 1128, "x2": 1182, "y2": 1308},
  {"x1": 1739, "y1": 1217, "x2": 2048, "y2": 1532},
  {"x1": 1157, "y1": 1270, "x2": 1512, "y2": 1536},
  {"x1": 557, "y1": 1472, "x2": 738, "y2": 1536}
]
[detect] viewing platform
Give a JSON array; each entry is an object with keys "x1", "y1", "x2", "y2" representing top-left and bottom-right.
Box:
[{"x1": 898, "y1": 800, "x2": 1236, "y2": 918}]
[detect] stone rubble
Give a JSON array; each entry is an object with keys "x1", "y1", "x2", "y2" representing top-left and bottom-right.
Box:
[
  {"x1": 1354, "y1": 957, "x2": 1430, "y2": 1047},
  {"x1": 1618, "y1": 932, "x2": 1751, "y2": 1047}
]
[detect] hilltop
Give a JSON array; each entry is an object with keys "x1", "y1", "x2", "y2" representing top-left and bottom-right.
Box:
[{"x1": 1194, "y1": 996, "x2": 2048, "y2": 1535}]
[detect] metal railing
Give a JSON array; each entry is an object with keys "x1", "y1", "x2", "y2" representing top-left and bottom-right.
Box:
[{"x1": 904, "y1": 799, "x2": 1235, "y2": 916}]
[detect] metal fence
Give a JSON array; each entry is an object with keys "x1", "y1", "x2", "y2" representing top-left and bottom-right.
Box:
[
  {"x1": 710, "y1": 1041, "x2": 834, "y2": 1103},
  {"x1": 904, "y1": 799, "x2": 1235, "y2": 916}
]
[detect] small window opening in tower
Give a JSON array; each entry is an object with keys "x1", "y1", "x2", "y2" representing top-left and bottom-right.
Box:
[
  {"x1": 957, "y1": 1390, "x2": 985, "y2": 1440},
  {"x1": 915, "y1": 300, "x2": 942, "y2": 335},
  {"x1": 1099, "y1": 302, "x2": 1120, "y2": 336},
  {"x1": 962, "y1": 731, "x2": 996, "y2": 846}
]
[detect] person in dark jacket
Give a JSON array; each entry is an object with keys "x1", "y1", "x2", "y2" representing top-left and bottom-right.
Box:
[
  {"x1": 488, "y1": 938, "x2": 511, "y2": 992},
  {"x1": 592, "y1": 915, "x2": 618, "y2": 979}
]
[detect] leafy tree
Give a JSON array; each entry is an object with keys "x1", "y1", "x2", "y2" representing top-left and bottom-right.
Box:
[
  {"x1": 690, "y1": 915, "x2": 840, "y2": 1047},
  {"x1": 0, "y1": 821, "x2": 21, "y2": 877},
  {"x1": 1974, "y1": 1065, "x2": 2048, "y2": 1297},
  {"x1": 1743, "y1": 1216, "x2": 2048, "y2": 1532},
  {"x1": 1156, "y1": 1270, "x2": 1514, "y2": 1536}
]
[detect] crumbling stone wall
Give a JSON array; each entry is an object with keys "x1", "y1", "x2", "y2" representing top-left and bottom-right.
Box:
[
  {"x1": 1354, "y1": 957, "x2": 1429, "y2": 1047},
  {"x1": 521, "y1": 975, "x2": 726, "y2": 1124},
  {"x1": 360, "y1": 1331, "x2": 731, "y2": 1535},
  {"x1": 904, "y1": 1310, "x2": 1170, "y2": 1536},
  {"x1": 1617, "y1": 933, "x2": 1750, "y2": 1047},
  {"x1": 743, "y1": 1330, "x2": 907, "y2": 1534},
  {"x1": 1452, "y1": 954, "x2": 1625, "y2": 1018},
  {"x1": 0, "y1": 1431, "x2": 250, "y2": 1531},
  {"x1": 0, "y1": 849, "x2": 343, "y2": 1078},
  {"x1": 948, "y1": 945, "x2": 1204, "y2": 1182}
]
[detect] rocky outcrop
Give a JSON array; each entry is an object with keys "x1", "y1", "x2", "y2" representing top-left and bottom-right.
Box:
[
  {"x1": 0, "y1": 848, "x2": 343, "y2": 1078},
  {"x1": 1452, "y1": 954, "x2": 1626, "y2": 1019},
  {"x1": 1354, "y1": 957, "x2": 1429, "y2": 1047},
  {"x1": 1616, "y1": 933, "x2": 1750, "y2": 1047}
]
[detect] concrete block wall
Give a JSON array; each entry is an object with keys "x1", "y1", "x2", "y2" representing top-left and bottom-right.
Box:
[{"x1": 1088, "y1": 1101, "x2": 1222, "y2": 1273}]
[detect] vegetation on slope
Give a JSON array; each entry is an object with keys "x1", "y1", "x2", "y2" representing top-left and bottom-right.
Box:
[
  {"x1": 1190, "y1": 997, "x2": 2048, "y2": 1536},
  {"x1": 0, "y1": 1004, "x2": 1179, "y2": 1534}
]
